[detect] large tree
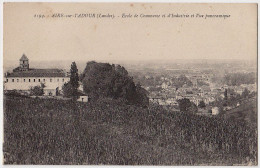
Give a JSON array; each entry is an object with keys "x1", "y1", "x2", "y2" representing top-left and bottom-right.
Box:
[
  {"x1": 62, "y1": 62, "x2": 79, "y2": 99},
  {"x1": 70, "y1": 62, "x2": 79, "y2": 91},
  {"x1": 62, "y1": 82, "x2": 74, "y2": 98},
  {"x1": 81, "y1": 61, "x2": 149, "y2": 107}
]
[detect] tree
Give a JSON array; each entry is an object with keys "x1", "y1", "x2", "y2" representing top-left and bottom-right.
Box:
[
  {"x1": 56, "y1": 87, "x2": 59, "y2": 96},
  {"x1": 198, "y1": 100, "x2": 206, "y2": 108},
  {"x1": 178, "y1": 98, "x2": 198, "y2": 113},
  {"x1": 242, "y1": 88, "x2": 250, "y2": 98},
  {"x1": 224, "y1": 89, "x2": 228, "y2": 100},
  {"x1": 224, "y1": 72, "x2": 256, "y2": 86},
  {"x1": 30, "y1": 83, "x2": 45, "y2": 96},
  {"x1": 62, "y1": 82, "x2": 74, "y2": 98},
  {"x1": 135, "y1": 83, "x2": 149, "y2": 107},
  {"x1": 68, "y1": 62, "x2": 79, "y2": 99},
  {"x1": 81, "y1": 61, "x2": 149, "y2": 107},
  {"x1": 223, "y1": 89, "x2": 228, "y2": 106}
]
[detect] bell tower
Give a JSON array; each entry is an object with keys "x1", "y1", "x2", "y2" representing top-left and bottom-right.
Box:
[{"x1": 19, "y1": 54, "x2": 29, "y2": 71}]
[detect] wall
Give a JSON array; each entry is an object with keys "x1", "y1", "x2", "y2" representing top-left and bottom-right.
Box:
[
  {"x1": 77, "y1": 96, "x2": 88, "y2": 102},
  {"x1": 4, "y1": 77, "x2": 70, "y2": 92}
]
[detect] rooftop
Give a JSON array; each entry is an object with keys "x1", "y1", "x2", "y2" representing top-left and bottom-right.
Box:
[
  {"x1": 20, "y1": 54, "x2": 29, "y2": 61},
  {"x1": 7, "y1": 69, "x2": 68, "y2": 78}
]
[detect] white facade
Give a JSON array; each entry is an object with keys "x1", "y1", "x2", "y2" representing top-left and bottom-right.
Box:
[
  {"x1": 4, "y1": 77, "x2": 70, "y2": 95},
  {"x1": 212, "y1": 107, "x2": 219, "y2": 115},
  {"x1": 5, "y1": 55, "x2": 70, "y2": 96},
  {"x1": 77, "y1": 96, "x2": 89, "y2": 102}
]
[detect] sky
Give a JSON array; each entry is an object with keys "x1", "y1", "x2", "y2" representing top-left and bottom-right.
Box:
[{"x1": 3, "y1": 3, "x2": 257, "y2": 67}]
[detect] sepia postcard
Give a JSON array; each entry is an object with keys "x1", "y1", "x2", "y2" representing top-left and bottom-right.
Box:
[{"x1": 2, "y1": 2, "x2": 258, "y2": 166}]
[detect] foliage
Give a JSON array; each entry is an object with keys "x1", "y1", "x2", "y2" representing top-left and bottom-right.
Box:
[
  {"x1": 148, "y1": 86, "x2": 162, "y2": 92},
  {"x1": 4, "y1": 96, "x2": 257, "y2": 165},
  {"x1": 242, "y1": 88, "x2": 250, "y2": 98},
  {"x1": 178, "y1": 98, "x2": 198, "y2": 113},
  {"x1": 135, "y1": 83, "x2": 149, "y2": 107},
  {"x1": 173, "y1": 74, "x2": 193, "y2": 89},
  {"x1": 197, "y1": 80, "x2": 209, "y2": 87},
  {"x1": 4, "y1": 90, "x2": 29, "y2": 98},
  {"x1": 198, "y1": 101, "x2": 206, "y2": 108},
  {"x1": 223, "y1": 72, "x2": 256, "y2": 86},
  {"x1": 81, "y1": 61, "x2": 149, "y2": 107},
  {"x1": 62, "y1": 82, "x2": 78, "y2": 99},
  {"x1": 30, "y1": 83, "x2": 45, "y2": 96},
  {"x1": 70, "y1": 62, "x2": 80, "y2": 98}
]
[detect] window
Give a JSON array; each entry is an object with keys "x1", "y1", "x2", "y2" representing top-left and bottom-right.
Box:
[
  {"x1": 17, "y1": 79, "x2": 19, "y2": 82},
  {"x1": 50, "y1": 79, "x2": 52, "y2": 82},
  {"x1": 57, "y1": 79, "x2": 59, "y2": 82},
  {"x1": 24, "y1": 79, "x2": 25, "y2": 82},
  {"x1": 34, "y1": 79, "x2": 36, "y2": 82},
  {"x1": 43, "y1": 79, "x2": 45, "y2": 82},
  {"x1": 38, "y1": 79, "x2": 41, "y2": 82},
  {"x1": 29, "y1": 79, "x2": 31, "y2": 82},
  {"x1": 12, "y1": 79, "x2": 14, "y2": 82},
  {"x1": 6, "y1": 79, "x2": 8, "y2": 82},
  {"x1": 62, "y1": 78, "x2": 64, "y2": 82}
]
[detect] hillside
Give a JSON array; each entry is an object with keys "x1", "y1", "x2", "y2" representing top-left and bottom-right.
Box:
[
  {"x1": 4, "y1": 96, "x2": 257, "y2": 165},
  {"x1": 223, "y1": 97, "x2": 257, "y2": 125}
]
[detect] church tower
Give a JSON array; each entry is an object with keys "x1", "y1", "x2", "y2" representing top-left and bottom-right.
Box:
[{"x1": 19, "y1": 54, "x2": 29, "y2": 71}]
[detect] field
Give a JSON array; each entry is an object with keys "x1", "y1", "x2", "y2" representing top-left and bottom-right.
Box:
[{"x1": 4, "y1": 96, "x2": 257, "y2": 165}]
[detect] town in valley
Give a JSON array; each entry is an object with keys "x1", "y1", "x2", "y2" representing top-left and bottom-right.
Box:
[{"x1": 4, "y1": 55, "x2": 257, "y2": 118}]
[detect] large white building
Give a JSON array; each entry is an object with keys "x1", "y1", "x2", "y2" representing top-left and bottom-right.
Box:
[{"x1": 4, "y1": 54, "x2": 70, "y2": 96}]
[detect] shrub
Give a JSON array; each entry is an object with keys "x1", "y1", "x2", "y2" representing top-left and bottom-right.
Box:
[
  {"x1": 4, "y1": 90, "x2": 28, "y2": 98},
  {"x1": 198, "y1": 100, "x2": 206, "y2": 108},
  {"x1": 178, "y1": 98, "x2": 198, "y2": 113},
  {"x1": 30, "y1": 84, "x2": 45, "y2": 96}
]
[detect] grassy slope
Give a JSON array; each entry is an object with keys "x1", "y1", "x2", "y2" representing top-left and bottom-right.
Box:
[
  {"x1": 223, "y1": 97, "x2": 257, "y2": 124},
  {"x1": 4, "y1": 96, "x2": 257, "y2": 165}
]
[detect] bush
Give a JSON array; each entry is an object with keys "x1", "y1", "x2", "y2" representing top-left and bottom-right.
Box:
[
  {"x1": 178, "y1": 98, "x2": 198, "y2": 113},
  {"x1": 4, "y1": 90, "x2": 29, "y2": 98},
  {"x1": 198, "y1": 101, "x2": 206, "y2": 108},
  {"x1": 30, "y1": 84, "x2": 45, "y2": 96}
]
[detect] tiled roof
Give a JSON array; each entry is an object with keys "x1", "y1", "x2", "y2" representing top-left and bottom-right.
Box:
[
  {"x1": 20, "y1": 54, "x2": 29, "y2": 61},
  {"x1": 7, "y1": 69, "x2": 67, "y2": 77}
]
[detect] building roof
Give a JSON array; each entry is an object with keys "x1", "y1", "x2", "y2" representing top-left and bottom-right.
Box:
[
  {"x1": 20, "y1": 54, "x2": 29, "y2": 61},
  {"x1": 7, "y1": 69, "x2": 68, "y2": 78}
]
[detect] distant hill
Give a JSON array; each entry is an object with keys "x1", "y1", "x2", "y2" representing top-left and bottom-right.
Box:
[{"x1": 4, "y1": 59, "x2": 256, "y2": 74}]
